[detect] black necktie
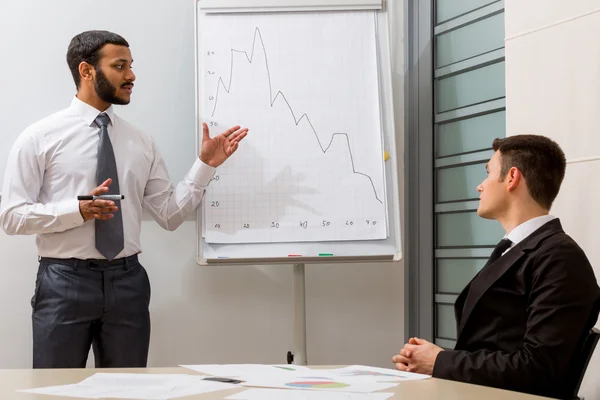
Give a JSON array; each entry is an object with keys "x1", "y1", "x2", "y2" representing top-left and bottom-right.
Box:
[
  {"x1": 94, "y1": 113, "x2": 124, "y2": 261},
  {"x1": 485, "y1": 238, "x2": 513, "y2": 267}
]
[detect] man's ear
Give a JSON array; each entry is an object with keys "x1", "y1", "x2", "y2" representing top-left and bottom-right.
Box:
[
  {"x1": 78, "y1": 62, "x2": 94, "y2": 83},
  {"x1": 506, "y1": 167, "x2": 521, "y2": 192}
]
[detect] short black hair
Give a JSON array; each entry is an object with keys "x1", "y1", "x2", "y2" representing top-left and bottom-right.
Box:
[
  {"x1": 492, "y1": 134, "x2": 566, "y2": 210},
  {"x1": 66, "y1": 30, "x2": 129, "y2": 89}
]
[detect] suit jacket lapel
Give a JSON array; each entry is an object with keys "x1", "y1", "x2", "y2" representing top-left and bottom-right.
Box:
[
  {"x1": 456, "y1": 219, "x2": 565, "y2": 341},
  {"x1": 454, "y1": 256, "x2": 494, "y2": 328},
  {"x1": 454, "y1": 284, "x2": 469, "y2": 335},
  {"x1": 457, "y1": 248, "x2": 525, "y2": 338}
]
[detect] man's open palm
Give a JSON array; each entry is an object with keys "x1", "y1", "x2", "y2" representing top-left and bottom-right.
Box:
[{"x1": 200, "y1": 122, "x2": 248, "y2": 167}]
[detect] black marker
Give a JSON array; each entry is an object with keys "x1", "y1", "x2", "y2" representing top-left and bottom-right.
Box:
[
  {"x1": 77, "y1": 195, "x2": 124, "y2": 201},
  {"x1": 203, "y1": 377, "x2": 242, "y2": 384}
]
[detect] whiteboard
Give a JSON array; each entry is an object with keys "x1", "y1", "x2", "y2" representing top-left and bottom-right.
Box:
[{"x1": 195, "y1": 0, "x2": 402, "y2": 265}]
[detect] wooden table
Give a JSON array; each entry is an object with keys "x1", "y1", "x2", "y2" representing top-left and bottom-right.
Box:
[{"x1": 0, "y1": 367, "x2": 553, "y2": 399}]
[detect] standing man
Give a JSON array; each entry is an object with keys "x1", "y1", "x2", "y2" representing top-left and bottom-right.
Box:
[
  {"x1": 0, "y1": 30, "x2": 248, "y2": 368},
  {"x1": 393, "y1": 135, "x2": 600, "y2": 398}
]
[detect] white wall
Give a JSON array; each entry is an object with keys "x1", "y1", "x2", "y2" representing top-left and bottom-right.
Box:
[
  {"x1": 505, "y1": 1, "x2": 600, "y2": 398},
  {"x1": 0, "y1": 1, "x2": 405, "y2": 368}
]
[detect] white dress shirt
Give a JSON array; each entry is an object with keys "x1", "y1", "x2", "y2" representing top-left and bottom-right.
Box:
[
  {"x1": 0, "y1": 96, "x2": 215, "y2": 259},
  {"x1": 503, "y1": 214, "x2": 557, "y2": 255}
]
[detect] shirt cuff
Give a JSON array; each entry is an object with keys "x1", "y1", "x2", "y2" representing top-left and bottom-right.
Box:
[
  {"x1": 188, "y1": 158, "x2": 217, "y2": 188},
  {"x1": 57, "y1": 199, "x2": 84, "y2": 228}
]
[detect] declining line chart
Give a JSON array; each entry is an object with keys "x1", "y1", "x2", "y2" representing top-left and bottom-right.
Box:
[
  {"x1": 200, "y1": 11, "x2": 387, "y2": 244},
  {"x1": 209, "y1": 27, "x2": 382, "y2": 203}
]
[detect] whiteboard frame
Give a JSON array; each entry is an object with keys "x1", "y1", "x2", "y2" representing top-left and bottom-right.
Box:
[
  {"x1": 194, "y1": 0, "x2": 401, "y2": 265},
  {"x1": 199, "y1": 0, "x2": 383, "y2": 13}
]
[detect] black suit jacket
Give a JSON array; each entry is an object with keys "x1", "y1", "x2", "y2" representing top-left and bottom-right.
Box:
[{"x1": 433, "y1": 219, "x2": 600, "y2": 399}]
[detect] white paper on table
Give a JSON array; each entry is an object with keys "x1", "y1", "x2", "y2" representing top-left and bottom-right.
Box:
[
  {"x1": 78, "y1": 373, "x2": 203, "y2": 387},
  {"x1": 240, "y1": 376, "x2": 398, "y2": 394},
  {"x1": 148, "y1": 381, "x2": 240, "y2": 399},
  {"x1": 180, "y1": 364, "x2": 311, "y2": 379},
  {"x1": 18, "y1": 383, "x2": 122, "y2": 399},
  {"x1": 98, "y1": 382, "x2": 239, "y2": 400},
  {"x1": 80, "y1": 373, "x2": 239, "y2": 399},
  {"x1": 315, "y1": 365, "x2": 431, "y2": 382},
  {"x1": 18, "y1": 373, "x2": 238, "y2": 400},
  {"x1": 226, "y1": 388, "x2": 395, "y2": 400},
  {"x1": 179, "y1": 364, "x2": 419, "y2": 385}
]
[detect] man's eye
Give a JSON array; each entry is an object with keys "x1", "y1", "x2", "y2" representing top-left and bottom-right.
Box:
[{"x1": 115, "y1": 65, "x2": 123, "y2": 70}]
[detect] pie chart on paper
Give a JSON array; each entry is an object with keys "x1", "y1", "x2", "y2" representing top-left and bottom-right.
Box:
[{"x1": 285, "y1": 381, "x2": 350, "y2": 389}]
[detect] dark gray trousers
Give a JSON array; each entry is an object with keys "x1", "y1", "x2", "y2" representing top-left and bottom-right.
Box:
[{"x1": 31, "y1": 255, "x2": 151, "y2": 368}]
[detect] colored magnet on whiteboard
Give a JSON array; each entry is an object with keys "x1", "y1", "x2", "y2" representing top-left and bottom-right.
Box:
[{"x1": 384, "y1": 150, "x2": 389, "y2": 161}]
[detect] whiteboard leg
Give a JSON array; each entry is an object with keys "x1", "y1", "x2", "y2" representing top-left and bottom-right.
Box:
[{"x1": 291, "y1": 263, "x2": 307, "y2": 365}]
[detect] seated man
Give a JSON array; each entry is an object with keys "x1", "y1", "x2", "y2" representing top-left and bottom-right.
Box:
[{"x1": 393, "y1": 135, "x2": 600, "y2": 399}]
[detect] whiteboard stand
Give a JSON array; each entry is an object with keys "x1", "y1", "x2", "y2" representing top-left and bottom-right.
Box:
[
  {"x1": 195, "y1": 0, "x2": 397, "y2": 366},
  {"x1": 288, "y1": 263, "x2": 308, "y2": 365}
]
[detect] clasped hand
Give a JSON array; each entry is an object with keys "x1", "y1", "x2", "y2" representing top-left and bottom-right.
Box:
[{"x1": 392, "y1": 337, "x2": 444, "y2": 375}]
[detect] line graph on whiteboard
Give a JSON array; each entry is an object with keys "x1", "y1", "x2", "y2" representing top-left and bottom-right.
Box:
[{"x1": 200, "y1": 11, "x2": 387, "y2": 244}]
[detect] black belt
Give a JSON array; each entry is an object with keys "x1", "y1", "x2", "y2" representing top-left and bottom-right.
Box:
[{"x1": 39, "y1": 254, "x2": 139, "y2": 270}]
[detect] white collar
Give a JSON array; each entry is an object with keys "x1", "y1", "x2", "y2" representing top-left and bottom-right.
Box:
[
  {"x1": 505, "y1": 215, "x2": 557, "y2": 247},
  {"x1": 70, "y1": 95, "x2": 115, "y2": 127}
]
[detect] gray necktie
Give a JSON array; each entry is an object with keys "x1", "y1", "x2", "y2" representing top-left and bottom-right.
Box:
[{"x1": 95, "y1": 113, "x2": 124, "y2": 261}]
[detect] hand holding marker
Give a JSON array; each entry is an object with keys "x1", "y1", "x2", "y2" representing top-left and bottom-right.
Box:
[{"x1": 77, "y1": 179, "x2": 123, "y2": 222}]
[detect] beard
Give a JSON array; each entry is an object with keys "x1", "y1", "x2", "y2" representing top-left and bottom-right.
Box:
[{"x1": 94, "y1": 67, "x2": 130, "y2": 105}]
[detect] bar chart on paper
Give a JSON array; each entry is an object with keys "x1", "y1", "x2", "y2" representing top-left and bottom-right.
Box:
[{"x1": 200, "y1": 11, "x2": 387, "y2": 244}]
